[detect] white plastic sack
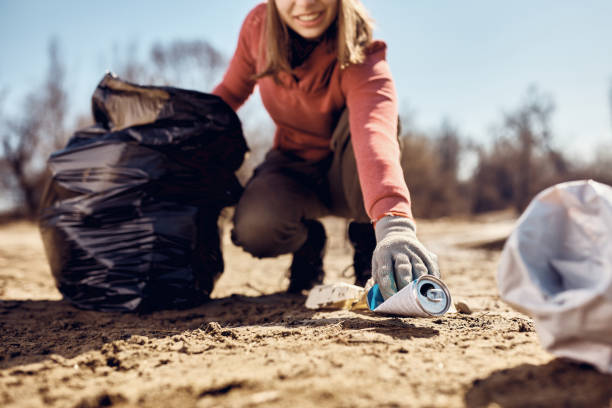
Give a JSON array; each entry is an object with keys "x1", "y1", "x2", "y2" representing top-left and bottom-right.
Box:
[{"x1": 498, "y1": 180, "x2": 612, "y2": 373}]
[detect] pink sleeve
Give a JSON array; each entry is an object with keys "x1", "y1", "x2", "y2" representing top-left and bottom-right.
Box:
[
  {"x1": 212, "y1": 4, "x2": 264, "y2": 111},
  {"x1": 341, "y1": 42, "x2": 413, "y2": 221}
]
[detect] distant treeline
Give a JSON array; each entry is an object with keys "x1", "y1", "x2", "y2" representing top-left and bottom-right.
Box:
[
  {"x1": 400, "y1": 85, "x2": 612, "y2": 218},
  {"x1": 1, "y1": 40, "x2": 611, "y2": 220}
]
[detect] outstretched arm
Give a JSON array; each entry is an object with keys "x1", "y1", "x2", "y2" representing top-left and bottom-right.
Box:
[
  {"x1": 341, "y1": 43, "x2": 439, "y2": 299},
  {"x1": 341, "y1": 42, "x2": 411, "y2": 221}
]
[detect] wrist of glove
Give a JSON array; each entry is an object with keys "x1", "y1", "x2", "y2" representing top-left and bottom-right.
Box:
[{"x1": 372, "y1": 215, "x2": 440, "y2": 300}]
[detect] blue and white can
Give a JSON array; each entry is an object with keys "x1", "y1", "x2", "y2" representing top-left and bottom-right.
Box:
[{"x1": 367, "y1": 275, "x2": 452, "y2": 317}]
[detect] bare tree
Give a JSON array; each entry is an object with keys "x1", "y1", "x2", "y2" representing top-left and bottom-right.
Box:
[
  {"x1": 470, "y1": 86, "x2": 563, "y2": 213},
  {"x1": 470, "y1": 139, "x2": 516, "y2": 213},
  {"x1": 111, "y1": 39, "x2": 226, "y2": 92},
  {"x1": 0, "y1": 39, "x2": 68, "y2": 218},
  {"x1": 502, "y1": 86, "x2": 555, "y2": 211},
  {"x1": 44, "y1": 40, "x2": 68, "y2": 151},
  {"x1": 150, "y1": 40, "x2": 226, "y2": 90},
  {"x1": 436, "y1": 119, "x2": 462, "y2": 179},
  {"x1": 398, "y1": 118, "x2": 470, "y2": 218}
]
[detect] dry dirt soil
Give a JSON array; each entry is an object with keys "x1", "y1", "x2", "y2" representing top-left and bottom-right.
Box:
[{"x1": 1, "y1": 214, "x2": 611, "y2": 408}]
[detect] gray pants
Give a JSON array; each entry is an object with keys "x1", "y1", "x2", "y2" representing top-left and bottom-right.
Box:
[{"x1": 232, "y1": 110, "x2": 370, "y2": 258}]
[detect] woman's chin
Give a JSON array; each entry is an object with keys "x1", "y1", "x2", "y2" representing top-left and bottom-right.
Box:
[{"x1": 292, "y1": 26, "x2": 327, "y2": 39}]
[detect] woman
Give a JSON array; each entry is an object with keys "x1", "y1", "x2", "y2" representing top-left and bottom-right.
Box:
[{"x1": 212, "y1": 0, "x2": 439, "y2": 300}]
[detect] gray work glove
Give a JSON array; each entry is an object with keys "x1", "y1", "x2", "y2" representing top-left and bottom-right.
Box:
[{"x1": 372, "y1": 215, "x2": 440, "y2": 300}]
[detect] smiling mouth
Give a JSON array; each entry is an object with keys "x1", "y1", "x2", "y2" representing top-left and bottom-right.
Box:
[{"x1": 295, "y1": 12, "x2": 323, "y2": 22}]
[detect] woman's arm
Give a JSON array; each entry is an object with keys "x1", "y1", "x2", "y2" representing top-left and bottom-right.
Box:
[
  {"x1": 342, "y1": 42, "x2": 440, "y2": 300},
  {"x1": 341, "y1": 42, "x2": 412, "y2": 222},
  {"x1": 212, "y1": 4, "x2": 265, "y2": 111}
]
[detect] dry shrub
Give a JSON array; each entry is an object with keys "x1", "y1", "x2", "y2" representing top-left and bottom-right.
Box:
[
  {"x1": 400, "y1": 128, "x2": 470, "y2": 219},
  {"x1": 469, "y1": 86, "x2": 575, "y2": 213}
]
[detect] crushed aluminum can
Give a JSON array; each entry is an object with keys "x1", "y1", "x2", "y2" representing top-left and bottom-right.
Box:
[{"x1": 367, "y1": 275, "x2": 452, "y2": 317}]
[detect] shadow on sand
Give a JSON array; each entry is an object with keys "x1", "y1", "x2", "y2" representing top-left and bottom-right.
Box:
[
  {"x1": 0, "y1": 294, "x2": 438, "y2": 370},
  {"x1": 465, "y1": 359, "x2": 612, "y2": 408}
]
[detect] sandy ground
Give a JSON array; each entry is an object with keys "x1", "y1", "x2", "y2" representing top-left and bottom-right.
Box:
[{"x1": 1, "y1": 214, "x2": 611, "y2": 408}]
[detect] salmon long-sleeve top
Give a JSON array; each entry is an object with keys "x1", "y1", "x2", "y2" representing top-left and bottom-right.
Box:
[{"x1": 212, "y1": 3, "x2": 412, "y2": 221}]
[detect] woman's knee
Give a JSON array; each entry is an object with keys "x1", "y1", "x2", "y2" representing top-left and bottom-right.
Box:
[
  {"x1": 231, "y1": 163, "x2": 324, "y2": 257},
  {"x1": 231, "y1": 202, "x2": 307, "y2": 258},
  {"x1": 231, "y1": 209, "x2": 275, "y2": 257}
]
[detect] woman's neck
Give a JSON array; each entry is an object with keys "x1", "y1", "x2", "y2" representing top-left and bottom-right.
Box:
[{"x1": 288, "y1": 27, "x2": 324, "y2": 69}]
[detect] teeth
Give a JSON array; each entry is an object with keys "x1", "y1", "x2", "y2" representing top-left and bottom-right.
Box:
[{"x1": 297, "y1": 12, "x2": 321, "y2": 22}]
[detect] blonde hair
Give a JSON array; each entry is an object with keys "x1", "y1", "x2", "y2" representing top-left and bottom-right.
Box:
[{"x1": 255, "y1": 0, "x2": 374, "y2": 80}]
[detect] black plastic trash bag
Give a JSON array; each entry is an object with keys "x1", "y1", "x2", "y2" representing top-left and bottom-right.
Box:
[{"x1": 39, "y1": 73, "x2": 248, "y2": 312}]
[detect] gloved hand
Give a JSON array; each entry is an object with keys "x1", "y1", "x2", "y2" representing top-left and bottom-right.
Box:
[{"x1": 372, "y1": 215, "x2": 440, "y2": 300}]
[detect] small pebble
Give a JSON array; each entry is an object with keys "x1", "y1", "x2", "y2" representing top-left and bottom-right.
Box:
[
  {"x1": 250, "y1": 391, "x2": 279, "y2": 404},
  {"x1": 455, "y1": 301, "x2": 472, "y2": 314}
]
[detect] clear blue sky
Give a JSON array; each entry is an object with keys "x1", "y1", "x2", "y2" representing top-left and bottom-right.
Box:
[{"x1": 1, "y1": 0, "x2": 611, "y2": 159}]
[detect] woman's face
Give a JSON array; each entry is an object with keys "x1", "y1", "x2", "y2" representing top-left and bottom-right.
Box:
[{"x1": 275, "y1": 0, "x2": 339, "y2": 40}]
